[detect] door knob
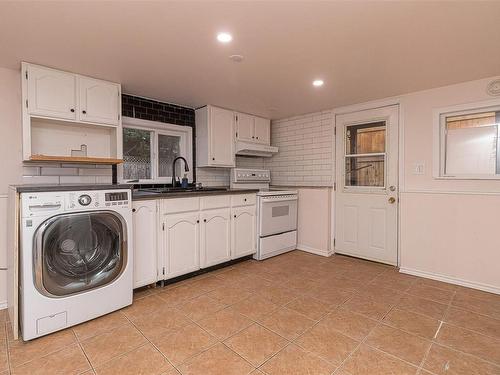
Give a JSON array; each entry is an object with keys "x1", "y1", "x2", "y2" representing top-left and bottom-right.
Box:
[{"x1": 388, "y1": 197, "x2": 396, "y2": 204}]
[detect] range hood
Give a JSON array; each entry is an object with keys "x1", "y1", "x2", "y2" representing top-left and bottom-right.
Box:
[{"x1": 235, "y1": 140, "x2": 278, "y2": 157}]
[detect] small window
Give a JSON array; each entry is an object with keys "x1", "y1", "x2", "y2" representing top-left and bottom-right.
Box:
[
  {"x1": 123, "y1": 128, "x2": 153, "y2": 180},
  {"x1": 436, "y1": 104, "x2": 500, "y2": 178},
  {"x1": 121, "y1": 118, "x2": 192, "y2": 183},
  {"x1": 344, "y1": 121, "x2": 386, "y2": 187}
]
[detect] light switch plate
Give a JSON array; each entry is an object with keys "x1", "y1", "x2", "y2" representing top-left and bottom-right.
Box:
[{"x1": 413, "y1": 162, "x2": 425, "y2": 175}]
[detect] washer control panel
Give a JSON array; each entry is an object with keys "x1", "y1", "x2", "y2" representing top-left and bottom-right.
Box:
[{"x1": 67, "y1": 190, "x2": 130, "y2": 209}]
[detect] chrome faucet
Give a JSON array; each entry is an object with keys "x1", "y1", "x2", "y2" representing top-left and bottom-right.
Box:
[{"x1": 171, "y1": 156, "x2": 190, "y2": 187}]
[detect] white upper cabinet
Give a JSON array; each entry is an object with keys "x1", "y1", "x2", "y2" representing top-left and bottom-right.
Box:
[
  {"x1": 27, "y1": 65, "x2": 77, "y2": 120},
  {"x1": 196, "y1": 105, "x2": 235, "y2": 167},
  {"x1": 254, "y1": 117, "x2": 271, "y2": 144},
  {"x1": 235, "y1": 112, "x2": 271, "y2": 145},
  {"x1": 79, "y1": 77, "x2": 120, "y2": 126},
  {"x1": 235, "y1": 112, "x2": 255, "y2": 142},
  {"x1": 200, "y1": 208, "x2": 231, "y2": 268}
]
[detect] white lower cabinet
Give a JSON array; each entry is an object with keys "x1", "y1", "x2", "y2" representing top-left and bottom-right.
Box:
[
  {"x1": 150, "y1": 194, "x2": 256, "y2": 282},
  {"x1": 231, "y1": 206, "x2": 256, "y2": 259},
  {"x1": 132, "y1": 200, "x2": 158, "y2": 288},
  {"x1": 200, "y1": 208, "x2": 231, "y2": 268},
  {"x1": 164, "y1": 212, "x2": 200, "y2": 278}
]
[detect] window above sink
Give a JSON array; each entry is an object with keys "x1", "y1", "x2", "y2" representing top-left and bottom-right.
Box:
[{"x1": 120, "y1": 117, "x2": 193, "y2": 184}]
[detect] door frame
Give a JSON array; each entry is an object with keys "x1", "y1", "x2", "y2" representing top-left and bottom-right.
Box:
[{"x1": 331, "y1": 98, "x2": 404, "y2": 266}]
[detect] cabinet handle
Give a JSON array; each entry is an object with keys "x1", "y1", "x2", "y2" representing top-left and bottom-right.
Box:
[
  {"x1": 82, "y1": 110, "x2": 87, "y2": 114},
  {"x1": 132, "y1": 208, "x2": 136, "y2": 213},
  {"x1": 70, "y1": 108, "x2": 75, "y2": 113}
]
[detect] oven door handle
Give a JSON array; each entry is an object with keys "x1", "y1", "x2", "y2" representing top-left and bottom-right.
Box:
[{"x1": 261, "y1": 196, "x2": 298, "y2": 203}]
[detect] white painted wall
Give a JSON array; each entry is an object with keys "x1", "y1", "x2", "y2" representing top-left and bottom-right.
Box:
[
  {"x1": 396, "y1": 76, "x2": 500, "y2": 293},
  {"x1": 0, "y1": 67, "x2": 23, "y2": 308},
  {"x1": 295, "y1": 187, "x2": 332, "y2": 256}
]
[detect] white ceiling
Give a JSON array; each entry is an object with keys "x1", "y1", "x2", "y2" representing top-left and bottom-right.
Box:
[{"x1": 1, "y1": 1, "x2": 499, "y2": 119}]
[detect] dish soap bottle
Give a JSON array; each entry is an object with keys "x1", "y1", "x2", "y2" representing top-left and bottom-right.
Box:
[{"x1": 181, "y1": 173, "x2": 189, "y2": 189}]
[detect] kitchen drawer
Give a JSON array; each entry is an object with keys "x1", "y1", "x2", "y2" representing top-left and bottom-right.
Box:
[
  {"x1": 200, "y1": 195, "x2": 231, "y2": 210},
  {"x1": 162, "y1": 197, "x2": 199, "y2": 214},
  {"x1": 231, "y1": 193, "x2": 256, "y2": 207}
]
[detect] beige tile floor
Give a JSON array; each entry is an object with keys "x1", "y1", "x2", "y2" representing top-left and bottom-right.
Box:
[{"x1": 1, "y1": 250, "x2": 500, "y2": 375}]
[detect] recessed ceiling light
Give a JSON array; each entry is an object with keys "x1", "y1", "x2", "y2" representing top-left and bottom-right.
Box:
[
  {"x1": 217, "y1": 32, "x2": 232, "y2": 43},
  {"x1": 313, "y1": 79, "x2": 324, "y2": 87}
]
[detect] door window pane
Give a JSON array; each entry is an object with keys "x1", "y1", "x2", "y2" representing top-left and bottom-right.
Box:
[
  {"x1": 346, "y1": 122, "x2": 386, "y2": 155},
  {"x1": 158, "y1": 134, "x2": 181, "y2": 177},
  {"x1": 345, "y1": 155, "x2": 385, "y2": 187},
  {"x1": 444, "y1": 111, "x2": 499, "y2": 175},
  {"x1": 123, "y1": 128, "x2": 152, "y2": 180}
]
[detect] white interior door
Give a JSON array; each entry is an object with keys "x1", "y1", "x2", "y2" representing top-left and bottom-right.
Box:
[{"x1": 335, "y1": 105, "x2": 399, "y2": 265}]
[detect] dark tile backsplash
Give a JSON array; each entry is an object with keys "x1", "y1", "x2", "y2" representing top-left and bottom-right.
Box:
[
  {"x1": 122, "y1": 94, "x2": 195, "y2": 127},
  {"x1": 122, "y1": 94, "x2": 197, "y2": 180}
]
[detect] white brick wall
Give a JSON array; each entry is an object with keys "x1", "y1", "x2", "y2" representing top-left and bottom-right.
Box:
[
  {"x1": 265, "y1": 111, "x2": 334, "y2": 186},
  {"x1": 196, "y1": 156, "x2": 265, "y2": 187},
  {"x1": 22, "y1": 164, "x2": 112, "y2": 184}
]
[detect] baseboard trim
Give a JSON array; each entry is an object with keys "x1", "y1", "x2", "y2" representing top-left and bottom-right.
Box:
[
  {"x1": 296, "y1": 244, "x2": 332, "y2": 257},
  {"x1": 399, "y1": 267, "x2": 500, "y2": 295},
  {"x1": 0, "y1": 301, "x2": 7, "y2": 310}
]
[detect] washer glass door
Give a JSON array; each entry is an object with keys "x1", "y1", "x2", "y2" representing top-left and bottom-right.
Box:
[{"x1": 34, "y1": 211, "x2": 127, "y2": 297}]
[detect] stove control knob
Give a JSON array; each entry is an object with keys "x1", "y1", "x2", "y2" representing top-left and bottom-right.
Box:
[{"x1": 78, "y1": 194, "x2": 92, "y2": 206}]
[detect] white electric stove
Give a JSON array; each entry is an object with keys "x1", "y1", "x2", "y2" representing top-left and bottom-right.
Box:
[{"x1": 230, "y1": 168, "x2": 298, "y2": 260}]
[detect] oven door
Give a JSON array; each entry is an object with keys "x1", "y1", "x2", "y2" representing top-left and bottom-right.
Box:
[{"x1": 259, "y1": 195, "x2": 298, "y2": 237}]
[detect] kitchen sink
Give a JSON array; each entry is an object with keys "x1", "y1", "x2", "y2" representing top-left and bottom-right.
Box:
[{"x1": 136, "y1": 187, "x2": 228, "y2": 194}]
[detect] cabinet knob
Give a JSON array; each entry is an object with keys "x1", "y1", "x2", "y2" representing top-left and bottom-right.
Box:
[
  {"x1": 70, "y1": 108, "x2": 75, "y2": 113},
  {"x1": 212, "y1": 157, "x2": 215, "y2": 161},
  {"x1": 252, "y1": 136, "x2": 255, "y2": 139},
  {"x1": 203, "y1": 219, "x2": 207, "y2": 222},
  {"x1": 82, "y1": 110, "x2": 87, "y2": 114},
  {"x1": 244, "y1": 198, "x2": 247, "y2": 201},
  {"x1": 132, "y1": 208, "x2": 136, "y2": 213},
  {"x1": 196, "y1": 220, "x2": 200, "y2": 223},
  {"x1": 256, "y1": 136, "x2": 259, "y2": 139},
  {"x1": 234, "y1": 214, "x2": 237, "y2": 218}
]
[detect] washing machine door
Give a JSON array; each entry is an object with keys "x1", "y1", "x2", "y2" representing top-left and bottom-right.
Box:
[{"x1": 33, "y1": 210, "x2": 128, "y2": 297}]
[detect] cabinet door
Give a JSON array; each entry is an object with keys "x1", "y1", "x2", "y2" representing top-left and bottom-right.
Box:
[
  {"x1": 132, "y1": 200, "x2": 158, "y2": 288},
  {"x1": 231, "y1": 206, "x2": 256, "y2": 259},
  {"x1": 79, "y1": 77, "x2": 120, "y2": 125},
  {"x1": 235, "y1": 112, "x2": 255, "y2": 142},
  {"x1": 164, "y1": 213, "x2": 200, "y2": 278},
  {"x1": 200, "y1": 209, "x2": 231, "y2": 268},
  {"x1": 27, "y1": 65, "x2": 76, "y2": 120},
  {"x1": 210, "y1": 107, "x2": 235, "y2": 166},
  {"x1": 254, "y1": 117, "x2": 271, "y2": 145}
]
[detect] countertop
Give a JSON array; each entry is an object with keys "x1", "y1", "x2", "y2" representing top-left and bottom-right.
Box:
[
  {"x1": 271, "y1": 185, "x2": 333, "y2": 189},
  {"x1": 132, "y1": 188, "x2": 259, "y2": 201},
  {"x1": 11, "y1": 184, "x2": 133, "y2": 193}
]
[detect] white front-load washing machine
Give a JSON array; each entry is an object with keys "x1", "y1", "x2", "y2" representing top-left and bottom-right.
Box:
[{"x1": 19, "y1": 187, "x2": 133, "y2": 340}]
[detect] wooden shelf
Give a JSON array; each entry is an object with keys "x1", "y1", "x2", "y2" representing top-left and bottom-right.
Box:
[{"x1": 28, "y1": 155, "x2": 123, "y2": 165}]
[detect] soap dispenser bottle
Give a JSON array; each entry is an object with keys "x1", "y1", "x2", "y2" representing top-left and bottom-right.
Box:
[{"x1": 181, "y1": 173, "x2": 189, "y2": 189}]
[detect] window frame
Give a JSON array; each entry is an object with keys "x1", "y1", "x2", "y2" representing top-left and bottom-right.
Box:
[
  {"x1": 433, "y1": 99, "x2": 500, "y2": 180},
  {"x1": 120, "y1": 117, "x2": 193, "y2": 183}
]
